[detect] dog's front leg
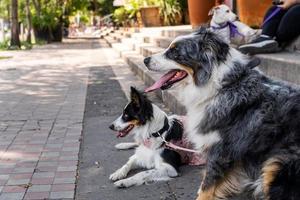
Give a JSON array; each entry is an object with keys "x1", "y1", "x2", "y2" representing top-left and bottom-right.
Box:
[
  {"x1": 196, "y1": 145, "x2": 240, "y2": 200},
  {"x1": 109, "y1": 154, "x2": 138, "y2": 181},
  {"x1": 114, "y1": 163, "x2": 177, "y2": 188},
  {"x1": 115, "y1": 142, "x2": 138, "y2": 150}
]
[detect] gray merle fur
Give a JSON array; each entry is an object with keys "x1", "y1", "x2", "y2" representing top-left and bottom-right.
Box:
[{"x1": 166, "y1": 27, "x2": 300, "y2": 199}]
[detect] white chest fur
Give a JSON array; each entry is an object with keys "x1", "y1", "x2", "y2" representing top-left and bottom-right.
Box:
[{"x1": 186, "y1": 104, "x2": 221, "y2": 153}]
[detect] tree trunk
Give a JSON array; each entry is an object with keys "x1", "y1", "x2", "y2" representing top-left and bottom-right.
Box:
[
  {"x1": 93, "y1": 0, "x2": 98, "y2": 26},
  {"x1": 32, "y1": 0, "x2": 41, "y2": 17},
  {"x1": 7, "y1": 4, "x2": 10, "y2": 21},
  {"x1": 11, "y1": 0, "x2": 20, "y2": 47},
  {"x1": 25, "y1": 0, "x2": 32, "y2": 43}
]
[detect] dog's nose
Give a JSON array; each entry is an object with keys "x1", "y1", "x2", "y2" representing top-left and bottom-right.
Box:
[
  {"x1": 109, "y1": 124, "x2": 115, "y2": 130},
  {"x1": 144, "y1": 57, "x2": 151, "y2": 66}
]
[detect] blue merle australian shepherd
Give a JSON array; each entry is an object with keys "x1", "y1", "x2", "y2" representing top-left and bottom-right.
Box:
[{"x1": 143, "y1": 27, "x2": 300, "y2": 200}]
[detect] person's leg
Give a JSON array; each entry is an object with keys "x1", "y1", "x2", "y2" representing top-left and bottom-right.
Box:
[
  {"x1": 238, "y1": 6, "x2": 285, "y2": 54},
  {"x1": 275, "y1": 4, "x2": 300, "y2": 44},
  {"x1": 262, "y1": 6, "x2": 287, "y2": 37}
]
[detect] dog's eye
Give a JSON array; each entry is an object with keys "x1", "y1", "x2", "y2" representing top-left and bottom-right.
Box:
[
  {"x1": 226, "y1": 10, "x2": 230, "y2": 13},
  {"x1": 123, "y1": 114, "x2": 129, "y2": 119},
  {"x1": 170, "y1": 44, "x2": 176, "y2": 49}
]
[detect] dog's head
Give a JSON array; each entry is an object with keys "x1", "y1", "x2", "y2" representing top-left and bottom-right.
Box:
[
  {"x1": 144, "y1": 27, "x2": 230, "y2": 92},
  {"x1": 109, "y1": 87, "x2": 153, "y2": 137},
  {"x1": 209, "y1": 4, "x2": 237, "y2": 25}
]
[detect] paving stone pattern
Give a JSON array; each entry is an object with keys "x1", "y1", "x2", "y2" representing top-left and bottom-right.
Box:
[{"x1": 0, "y1": 39, "x2": 103, "y2": 200}]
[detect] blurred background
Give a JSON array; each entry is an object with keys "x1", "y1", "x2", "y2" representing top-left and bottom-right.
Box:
[{"x1": 0, "y1": 0, "x2": 272, "y2": 50}]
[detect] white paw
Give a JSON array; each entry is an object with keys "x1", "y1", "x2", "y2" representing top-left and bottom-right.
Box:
[
  {"x1": 114, "y1": 179, "x2": 135, "y2": 188},
  {"x1": 115, "y1": 142, "x2": 137, "y2": 150},
  {"x1": 109, "y1": 169, "x2": 127, "y2": 181}
]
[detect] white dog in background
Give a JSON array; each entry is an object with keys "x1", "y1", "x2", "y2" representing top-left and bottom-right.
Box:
[{"x1": 209, "y1": 4, "x2": 261, "y2": 45}]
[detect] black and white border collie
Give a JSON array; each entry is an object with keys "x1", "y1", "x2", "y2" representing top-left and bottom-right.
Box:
[
  {"x1": 144, "y1": 27, "x2": 300, "y2": 200},
  {"x1": 109, "y1": 87, "x2": 185, "y2": 188}
]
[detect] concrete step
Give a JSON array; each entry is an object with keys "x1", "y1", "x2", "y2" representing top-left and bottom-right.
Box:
[
  {"x1": 141, "y1": 46, "x2": 163, "y2": 57},
  {"x1": 161, "y1": 29, "x2": 192, "y2": 38},
  {"x1": 153, "y1": 37, "x2": 173, "y2": 49},
  {"x1": 257, "y1": 52, "x2": 300, "y2": 85},
  {"x1": 287, "y1": 36, "x2": 300, "y2": 52},
  {"x1": 104, "y1": 36, "x2": 119, "y2": 47}
]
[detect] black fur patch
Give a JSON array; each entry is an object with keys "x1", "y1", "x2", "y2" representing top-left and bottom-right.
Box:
[
  {"x1": 122, "y1": 87, "x2": 153, "y2": 125},
  {"x1": 161, "y1": 149, "x2": 182, "y2": 171},
  {"x1": 195, "y1": 55, "x2": 300, "y2": 198},
  {"x1": 165, "y1": 118, "x2": 184, "y2": 142}
]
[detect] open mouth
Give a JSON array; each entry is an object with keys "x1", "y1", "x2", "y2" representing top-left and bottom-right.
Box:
[
  {"x1": 117, "y1": 124, "x2": 134, "y2": 138},
  {"x1": 145, "y1": 70, "x2": 188, "y2": 92}
]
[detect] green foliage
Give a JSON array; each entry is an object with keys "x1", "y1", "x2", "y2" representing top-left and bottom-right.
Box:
[
  {"x1": 80, "y1": 14, "x2": 90, "y2": 24},
  {"x1": 113, "y1": 7, "x2": 128, "y2": 25},
  {"x1": 0, "y1": 39, "x2": 33, "y2": 50},
  {"x1": 21, "y1": 41, "x2": 32, "y2": 49},
  {"x1": 0, "y1": 0, "x2": 10, "y2": 20},
  {"x1": 34, "y1": 39, "x2": 47, "y2": 45},
  {"x1": 65, "y1": 0, "x2": 90, "y2": 15},
  {"x1": 178, "y1": 0, "x2": 188, "y2": 10},
  {"x1": 97, "y1": 0, "x2": 114, "y2": 16},
  {"x1": 124, "y1": 0, "x2": 141, "y2": 19},
  {"x1": 159, "y1": 0, "x2": 182, "y2": 25},
  {"x1": 31, "y1": 0, "x2": 64, "y2": 30},
  {"x1": 0, "y1": 56, "x2": 12, "y2": 59},
  {"x1": 119, "y1": 0, "x2": 183, "y2": 26},
  {"x1": 0, "y1": 39, "x2": 10, "y2": 50}
]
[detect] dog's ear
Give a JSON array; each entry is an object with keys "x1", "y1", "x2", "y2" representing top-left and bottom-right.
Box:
[
  {"x1": 247, "y1": 57, "x2": 261, "y2": 69},
  {"x1": 194, "y1": 62, "x2": 213, "y2": 86},
  {"x1": 208, "y1": 6, "x2": 219, "y2": 16},
  {"x1": 208, "y1": 7, "x2": 215, "y2": 16},
  {"x1": 130, "y1": 86, "x2": 142, "y2": 109}
]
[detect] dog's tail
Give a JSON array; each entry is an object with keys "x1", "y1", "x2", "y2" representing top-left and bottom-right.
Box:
[{"x1": 264, "y1": 156, "x2": 300, "y2": 200}]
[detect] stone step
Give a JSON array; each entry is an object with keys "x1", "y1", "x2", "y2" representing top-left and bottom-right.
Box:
[
  {"x1": 110, "y1": 33, "x2": 125, "y2": 42},
  {"x1": 287, "y1": 36, "x2": 300, "y2": 52},
  {"x1": 153, "y1": 37, "x2": 173, "y2": 49},
  {"x1": 141, "y1": 46, "x2": 163, "y2": 57},
  {"x1": 161, "y1": 29, "x2": 192, "y2": 38},
  {"x1": 257, "y1": 52, "x2": 300, "y2": 85},
  {"x1": 104, "y1": 36, "x2": 118, "y2": 47}
]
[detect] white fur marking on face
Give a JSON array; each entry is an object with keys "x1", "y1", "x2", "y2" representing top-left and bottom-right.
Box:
[
  {"x1": 147, "y1": 51, "x2": 182, "y2": 72},
  {"x1": 146, "y1": 33, "x2": 195, "y2": 72},
  {"x1": 211, "y1": 5, "x2": 237, "y2": 25},
  {"x1": 112, "y1": 115, "x2": 130, "y2": 131}
]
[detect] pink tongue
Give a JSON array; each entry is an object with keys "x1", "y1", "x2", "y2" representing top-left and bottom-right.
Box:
[
  {"x1": 145, "y1": 70, "x2": 177, "y2": 93},
  {"x1": 117, "y1": 132, "x2": 124, "y2": 138}
]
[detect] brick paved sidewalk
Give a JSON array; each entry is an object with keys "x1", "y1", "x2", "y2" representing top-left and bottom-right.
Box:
[{"x1": 0, "y1": 39, "x2": 103, "y2": 200}]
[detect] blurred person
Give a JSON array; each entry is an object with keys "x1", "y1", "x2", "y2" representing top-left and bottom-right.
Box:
[{"x1": 239, "y1": 0, "x2": 300, "y2": 54}]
